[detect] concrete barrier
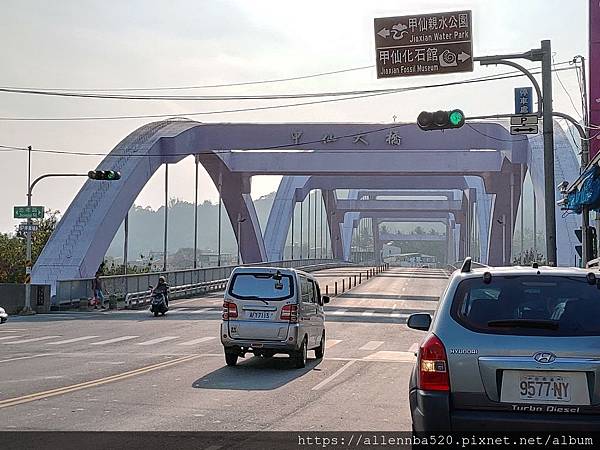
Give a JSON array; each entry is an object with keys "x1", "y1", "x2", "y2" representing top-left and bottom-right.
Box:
[{"x1": 0, "y1": 284, "x2": 51, "y2": 314}]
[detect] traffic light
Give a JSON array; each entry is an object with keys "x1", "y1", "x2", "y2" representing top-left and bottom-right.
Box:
[
  {"x1": 88, "y1": 170, "x2": 121, "y2": 180},
  {"x1": 417, "y1": 109, "x2": 466, "y2": 131},
  {"x1": 575, "y1": 226, "x2": 597, "y2": 260}
]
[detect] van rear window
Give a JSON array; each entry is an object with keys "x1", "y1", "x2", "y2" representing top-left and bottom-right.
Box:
[
  {"x1": 228, "y1": 273, "x2": 294, "y2": 301},
  {"x1": 450, "y1": 275, "x2": 600, "y2": 336}
]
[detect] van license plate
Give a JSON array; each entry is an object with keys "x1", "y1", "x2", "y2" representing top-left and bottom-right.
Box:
[{"x1": 247, "y1": 311, "x2": 272, "y2": 320}]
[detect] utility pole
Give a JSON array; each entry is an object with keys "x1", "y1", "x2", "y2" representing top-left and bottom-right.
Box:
[
  {"x1": 474, "y1": 40, "x2": 557, "y2": 266},
  {"x1": 24, "y1": 146, "x2": 33, "y2": 314},
  {"x1": 193, "y1": 155, "x2": 199, "y2": 269},
  {"x1": 163, "y1": 164, "x2": 169, "y2": 272}
]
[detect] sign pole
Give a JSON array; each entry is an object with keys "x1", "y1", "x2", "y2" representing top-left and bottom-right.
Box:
[
  {"x1": 23, "y1": 146, "x2": 34, "y2": 314},
  {"x1": 541, "y1": 40, "x2": 557, "y2": 266}
]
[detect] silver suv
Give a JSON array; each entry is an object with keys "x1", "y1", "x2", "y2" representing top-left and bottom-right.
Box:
[
  {"x1": 221, "y1": 266, "x2": 329, "y2": 368},
  {"x1": 408, "y1": 259, "x2": 600, "y2": 432}
]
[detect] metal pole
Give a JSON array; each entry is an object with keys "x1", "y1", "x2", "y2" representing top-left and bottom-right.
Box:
[
  {"x1": 300, "y1": 201, "x2": 303, "y2": 259},
  {"x1": 163, "y1": 163, "x2": 168, "y2": 272},
  {"x1": 502, "y1": 214, "x2": 506, "y2": 265},
  {"x1": 320, "y1": 191, "x2": 323, "y2": 259},
  {"x1": 291, "y1": 202, "x2": 295, "y2": 260},
  {"x1": 510, "y1": 172, "x2": 515, "y2": 265},
  {"x1": 520, "y1": 164, "x2": 524, "y2": 263},
  {"x1": 124, "y1": 212, "x2": 129, "y2": 275},
  {"x1": 193, "y1": 155, "x2": 199, "y2": 269},
  {"x1": 541, "y1": 39, "x2": 557, "y2": 266},
  {"x1": 533, "y1": 188, "x2": 537, "y2": 259},
  {"x1": 307, "y1": 191, "x2": 311, "y2": 259},
  {"x1": 325, "y1": 194, "x2": 329, "y2": 259},
  {"x1": 217, "y1": 172, "x2": 222, "y2": 267},
  {"x1": 237, "y1": 217, "x2": 241, "y2": 265},
  {"x1": 24, "y1": 146, "x2": 32, "y2": 313},
  {"x1": 314, "y1": 189, "x2": 318, "y2": 260}
]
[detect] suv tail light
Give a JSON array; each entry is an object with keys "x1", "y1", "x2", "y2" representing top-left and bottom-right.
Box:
[
  {"x1": 222, "y1": 301, "x2": 238, "y2": 320},
  {"x1": 418, "y1": 333, "x2": 450, "y2": 391},
  {"x1": 280, "y1": 304, "x2": 298, "y2": 323}
]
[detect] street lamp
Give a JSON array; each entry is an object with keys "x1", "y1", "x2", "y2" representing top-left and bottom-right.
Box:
[{"x1": 237, "y1": 216, "x2": 246, "y2": 265}]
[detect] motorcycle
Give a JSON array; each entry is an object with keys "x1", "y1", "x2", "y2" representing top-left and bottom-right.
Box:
[{"x1": 148, "y1": 285, "x2": 169, "y2": 317}]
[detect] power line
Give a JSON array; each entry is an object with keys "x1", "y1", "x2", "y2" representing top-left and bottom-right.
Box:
[
  {"x1": 0, "y1": 62, "x2": 574, "y2": 101},
  {"x1": 552, "y1": 56, "x2": 583, "y2": 121},
  {"x1": 466, "y1": 123, "x2": 527, "y2": 142},
  {"x1": 0, "y1": 65, "x2": 375, "y2": 92},
  {"x1": 0, "y1": 66, "x2": 577, "y2": 122}
]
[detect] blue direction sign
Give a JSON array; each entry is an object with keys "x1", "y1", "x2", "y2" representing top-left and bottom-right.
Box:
[{"x1": 515, "y1": 87, "x2": 533, "y2": 114}]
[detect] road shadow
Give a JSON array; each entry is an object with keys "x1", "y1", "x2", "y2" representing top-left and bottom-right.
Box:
[
  {"x1": 339, "y1": 293, "x2": 439, "y2": 302},
  {"x1": 192, "y1": 355, "x2": 321, "y2": 390}
]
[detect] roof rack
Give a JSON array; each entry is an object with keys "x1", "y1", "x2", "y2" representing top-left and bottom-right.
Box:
[{"x1": 461, "y1": 257, "x2": 472, "y2": 273}]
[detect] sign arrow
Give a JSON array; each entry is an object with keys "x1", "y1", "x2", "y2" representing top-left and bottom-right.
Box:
[
  {"x1": 515, "y1": 127, "x2": 535, "y2": 132},
  {"x1": 458, "y1": 52, "x2": 471, "y2": 63},
  {"x1": 377, "y1": 28, "x2": 390, "y2": 38}
]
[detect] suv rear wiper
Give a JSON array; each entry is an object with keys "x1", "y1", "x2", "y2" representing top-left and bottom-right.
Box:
[
  {"x1": 239, "y1": 295, "x2": 269, "y2": 304},
  {"x1": 487, "y1": 319, "x2": 559, "y2": 330}
]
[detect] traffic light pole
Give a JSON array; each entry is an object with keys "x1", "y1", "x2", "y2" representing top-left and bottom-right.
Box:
[
  {"x1": 473, "y1": 40, "x2": 557, "y2": 266},
  {"x1": 22, "y1": 172, "x2": 89, "y2": 314}
]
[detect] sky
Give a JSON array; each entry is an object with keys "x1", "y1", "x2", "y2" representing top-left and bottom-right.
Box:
[{"x1": 0, "y1": 0, "x2": 589, "y2": 233}]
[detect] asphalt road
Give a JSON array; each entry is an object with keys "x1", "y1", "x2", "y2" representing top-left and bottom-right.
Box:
[{"x1": 0, "y1": 266, "x2": 449, "y2": 432}]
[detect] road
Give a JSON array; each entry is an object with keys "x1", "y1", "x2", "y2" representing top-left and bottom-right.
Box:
[{"x1": 0, "y1": 267, "x2": 449, "y2": 432}]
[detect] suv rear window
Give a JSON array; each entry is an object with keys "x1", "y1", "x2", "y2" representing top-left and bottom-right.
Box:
[
  {"x1": 451, "y1": 275, "x2": 600, "y2": 336},
  {"x1": 228, "y1": 273, "x2": 294, "y2": 301}
]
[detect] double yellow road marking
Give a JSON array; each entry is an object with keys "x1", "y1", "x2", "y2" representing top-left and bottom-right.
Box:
[{"x1": 0, "y1": 354, "x2": 201, "y2": 409}]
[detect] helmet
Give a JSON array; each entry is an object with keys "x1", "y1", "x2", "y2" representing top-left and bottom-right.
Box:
[{"x1": 158, "y1": 276, "x2": 166, "y2": 284}]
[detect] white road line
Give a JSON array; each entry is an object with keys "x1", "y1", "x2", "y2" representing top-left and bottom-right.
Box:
[
  {"x1": 3, "y1": 336, "x2": 61, "y2": 344},
  {"x1": 389, "y1": 312, "x2": 407, "y2": 318},
  {"x1": 408, "y1": 343, "x2": 419, "y2": 353},
  {"x1": 311, "y1": 360, "x2": 357, "y2": 391},
  {"x1": 167, "y1": 308, "x2": 185, "y2": 313},
  {"x1": 188, "y1": 308, "x2": 212, "y2": 314},
  {"x1": 329, "y1": 309, "x2": 347, "y2": 316},
  {"x1": 325, "y1": 339, "x2": 341, "y2": 349},
  {"x1": 137, "y1": 336, "x2": 179, "y2": 346},
  {"x1": 392, "y1": 303, "x2": 397, "y2": 310},
  {"x1": 0, "y1": 353, "x2": 59, "y2": 364},
  {"x1": 359, "y1": 341, "x2": 384, "y2": 351},
  {"x1": 89, "y1": 336, "x2": 140, "y2": 346},
  {"x1": 0, "y1": 330, "x2": 23, "y2": 333},
  {"x1": 361, "y1": 311, "x2": 374, "y2": 316},
  {"x1": 178, "y1": 337, "x2": 216, "y2": 346},
  {"x1": 0, "y1": 336, "x2": 24, "y2": 341},
  {"x1": 47, "y1": 336, "x2": 99, "y2": 345}
]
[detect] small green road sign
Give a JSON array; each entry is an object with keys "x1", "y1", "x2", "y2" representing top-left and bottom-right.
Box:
[{"x1": 14, "y1": 206, "x2": 45, "y2": 219}]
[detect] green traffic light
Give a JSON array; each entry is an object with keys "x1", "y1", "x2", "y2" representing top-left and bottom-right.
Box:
[{"x1": 449, "y1": 110, "x2": 464, "y2": 126}]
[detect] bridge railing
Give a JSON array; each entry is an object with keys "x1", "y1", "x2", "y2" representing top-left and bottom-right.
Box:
[{"x1": 55, "y1": 259, "x2": 343, "y2": 305}]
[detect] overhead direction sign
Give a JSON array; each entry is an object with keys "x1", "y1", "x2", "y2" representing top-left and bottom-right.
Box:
[
  {"x1": 374, "y1": 10, "x2": 473, "y2": 79},
  {"x1": 515, "y1": 87, "x2": 533, "y2": 114},
  {"x1": 14, "y1": 206, "x2": 44, "y2": 219}
]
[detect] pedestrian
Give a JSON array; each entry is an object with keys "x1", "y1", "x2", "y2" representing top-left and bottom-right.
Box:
[{"x1": 91, "y1": 272, "x2": 106, "y2": 309}]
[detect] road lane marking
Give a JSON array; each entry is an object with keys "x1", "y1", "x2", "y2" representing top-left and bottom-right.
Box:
[
  {"x1": 0, "y1": 354, "x2": 202, "y2": 409},
  {"x1": 389, "y1": 312, "x2": 407, "y2": 318},
  {"x1": 392, "y1": 303, "x2": 397, "y2": 310},
  {"x1": 3, "y1": 336, "x2": 61, "y2": 344},
  {"x1": 47, "y1": 336, "x2": 99, "y2": 345},
  {"x1": 178, "y1": 337, "x2": 216, "y2": 346},
  {"x1": 329, "y1": 309, "x2": 347, "y2": 316},
  {"x1": 89, "y1": 336, "x2": 139, "y2": 346},
  {"x1": 325, "y1": 339, "x2": 341, "y2": 349},
  {"x1": 359, "y1": 341, "x2": 384, "y2": 351},
  {"x1": 361, "y1": 311, "x2": 373, "y2": 316},
  {"x1": 0, "y1": 353, "x2": 59, "y2": 364},
  {"x1": 363, "y1": 351, "x2": 415, "y2": 362},
  {"x1": 168, "y1": 308, "x2": 185, "y2": 313},
  {"x1": 188, "y1": 308, "x2": 212, "y2": 314},
  {"x1": 137, "y1": 336, "x2": 179, "y2": 346},
  {"x1": 0, "y1": 335, "x2": 25, "y2": 341},
  {"x1": 311, "y1": 360, "x2": 357, "y2": 391}
]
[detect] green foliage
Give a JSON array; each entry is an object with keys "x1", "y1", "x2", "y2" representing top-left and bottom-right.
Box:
[{"x1": 0, "y1": 210, "x2": 59, "y2": 283}]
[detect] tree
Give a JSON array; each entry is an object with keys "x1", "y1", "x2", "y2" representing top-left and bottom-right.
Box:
[{"x1": 0, "y1": 209, "x2": 59, "y2": 283}]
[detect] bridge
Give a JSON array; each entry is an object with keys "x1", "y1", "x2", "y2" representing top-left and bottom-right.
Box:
[{"x1": 31, "y1": 119, "x2": 581, "y2": 297}]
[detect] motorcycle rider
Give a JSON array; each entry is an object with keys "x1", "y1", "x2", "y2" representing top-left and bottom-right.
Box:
[{"x1": 153, "y1": 276, "x2": 169, "y2": 307}]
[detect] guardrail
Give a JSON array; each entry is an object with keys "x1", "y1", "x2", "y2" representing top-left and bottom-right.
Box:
[
  {"x1": 55, "y1": 259, "x2": 348, "y2": 307},
  {"x1": 125, "y1": 279, "x2": 228, "y2": 309}
]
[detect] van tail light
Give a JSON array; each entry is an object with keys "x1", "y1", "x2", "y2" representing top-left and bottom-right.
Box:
[
  {"x1": 280, "y1": 304, "x2": 298, "y2": 323},
  {"x1": 418, "y1": 333, "x2": 450, "y2": 392},
  {"x1": 222, "y1": 301, "x2": 238, "y2": 320}
]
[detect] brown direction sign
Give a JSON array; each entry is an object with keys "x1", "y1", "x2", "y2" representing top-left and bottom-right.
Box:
[{"x1": 374, "y1": 10, "x2": 473, "y2": 78}]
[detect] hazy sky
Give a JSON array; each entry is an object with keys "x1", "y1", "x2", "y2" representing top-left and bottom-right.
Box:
[{"x1": 0, "y1": 0, "x2": 589, "y2": 233}]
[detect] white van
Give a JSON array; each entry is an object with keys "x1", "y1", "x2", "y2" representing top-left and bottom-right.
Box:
[{"x1": 220, "y1": 266, "x2": 329, "y2": 368}]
